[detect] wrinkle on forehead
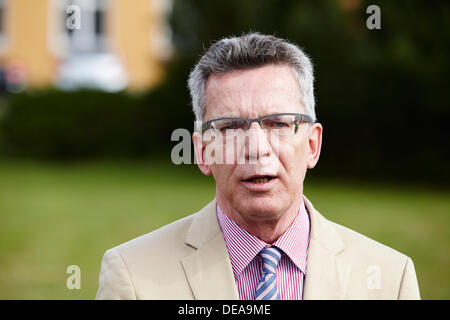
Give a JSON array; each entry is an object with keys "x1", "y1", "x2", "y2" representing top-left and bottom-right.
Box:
[{"x1": 204, "y1": 64, "x2": 304, "y2": 121}]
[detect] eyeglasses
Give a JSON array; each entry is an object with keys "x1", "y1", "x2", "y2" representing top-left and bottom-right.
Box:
[{"x1": 202, "y1": 113, "x2": 314, "y2": 137}]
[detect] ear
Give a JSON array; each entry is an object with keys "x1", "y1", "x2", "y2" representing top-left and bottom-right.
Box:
[
  {"x1": 307, "y1": 123, "x2": 323, "y2": 169},
  {"x1": 192, "y1": 131, "x2": 212, "y2": 176}
]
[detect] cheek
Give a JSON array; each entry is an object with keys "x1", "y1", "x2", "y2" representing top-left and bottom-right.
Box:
[
  {"x1": 278, "y1": 141, "x2": 308, "y2": 178},
  {"x1": 211, "y1": 164, "x2": 235, "y2": 188}
]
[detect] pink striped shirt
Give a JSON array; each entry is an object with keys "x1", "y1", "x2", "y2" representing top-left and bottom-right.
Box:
[{"x1": 217, "y1": 201, "x2": 310, "y2": 300}]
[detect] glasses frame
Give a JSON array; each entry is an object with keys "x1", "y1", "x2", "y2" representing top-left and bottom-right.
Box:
[{"x1": 201, "y1": 113, "x2": 315, "y2": 134}]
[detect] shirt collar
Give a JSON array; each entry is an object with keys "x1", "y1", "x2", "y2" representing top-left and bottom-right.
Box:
[{"x1": 217, "y1": 199, "x2": 310, "y2": 277}]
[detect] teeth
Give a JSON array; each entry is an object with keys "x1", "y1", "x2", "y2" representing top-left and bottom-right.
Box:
[{"x1": 251, "y1": 177, "x2": 270, "y2": 183}]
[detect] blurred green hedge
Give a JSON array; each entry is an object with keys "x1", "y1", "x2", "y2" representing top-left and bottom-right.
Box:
[
  {"x1": 0, "y1": 68, "x2": 195, "y2": 160},
  {"x1": 0, "y1": 89, "x2": 143, "y2": 158}
]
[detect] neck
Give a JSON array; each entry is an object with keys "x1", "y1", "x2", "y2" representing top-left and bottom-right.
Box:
[{"x1": 218, "y1": 197, "x2": 303, "y2": 244}]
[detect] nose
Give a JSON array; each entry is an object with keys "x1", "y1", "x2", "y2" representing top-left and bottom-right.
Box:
[{"x1": 244, "y1": 121, "x2": 272, "y2": 162}]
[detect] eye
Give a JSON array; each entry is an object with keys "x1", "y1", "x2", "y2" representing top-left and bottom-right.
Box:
[
  {"x1": 218, "y1": 120, "x2": 246, "y2": 131},
  {"x1": 266, "y1": 120, "x2": 289, "y2": 128},
  {"x1": 274, "y1": 121, "x2": 288, "y2": 127},
  {"x1": 222, "y1": 124, "x2": 235, "y2": 130},
  {"x1": 218, "y1": 122, "x2": 236, "y2": 131}
]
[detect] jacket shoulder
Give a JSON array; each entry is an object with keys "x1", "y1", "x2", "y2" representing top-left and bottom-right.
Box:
[
  {"x1": 330, "y1": 220, "x2": 408, "y2": 263},
  {"x1": 98, "y1": 211, "x2": 201, "y2": 299},
  {"x1": 113, "y1": 211, "x2": 197, "y2": 259}
]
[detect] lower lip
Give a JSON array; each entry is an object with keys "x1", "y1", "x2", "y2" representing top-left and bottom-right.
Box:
[{"x1": 241, "y1": 178, "x2": 278, "y2": 192}]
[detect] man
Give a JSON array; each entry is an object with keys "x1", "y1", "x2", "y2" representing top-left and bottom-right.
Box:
[{"x1": 96, "y1": 33, "x2": 420, "y2": 300}]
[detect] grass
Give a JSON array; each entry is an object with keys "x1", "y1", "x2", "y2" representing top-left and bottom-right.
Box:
[{"x1": 0, "y1": 159, "x2": 448, "y2": 299}]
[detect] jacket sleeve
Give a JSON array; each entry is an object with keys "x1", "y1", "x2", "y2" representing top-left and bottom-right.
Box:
[
  {"x1": 95, "y1": 248, "x2": 137, "y2": 300},
  {"x1": 397, "y1": 257, "x2": 421, "y2": 300}
]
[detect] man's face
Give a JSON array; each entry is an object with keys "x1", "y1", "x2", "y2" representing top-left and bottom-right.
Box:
[{"x1": 193, "y1": 64, "x2": 322, "y2": 225}]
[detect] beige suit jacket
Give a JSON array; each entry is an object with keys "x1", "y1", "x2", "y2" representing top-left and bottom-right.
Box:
[{"x1": 95, "y1": 197, "x2": 420, "y2": 300}]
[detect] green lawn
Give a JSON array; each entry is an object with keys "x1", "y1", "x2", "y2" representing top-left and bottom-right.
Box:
[{"x1": 0, "y1": 159, "x2": 448, "y2": 299}]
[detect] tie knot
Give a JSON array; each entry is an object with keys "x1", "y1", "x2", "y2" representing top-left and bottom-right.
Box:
[{"x1": 260, "y1": 246, "x2": 282, "y2": 274}]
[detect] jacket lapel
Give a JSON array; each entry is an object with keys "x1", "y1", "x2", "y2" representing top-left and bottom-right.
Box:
[
  {"x1": 181, "y1": 200, "x2": 239, "y2": 300},
  {"x1": 302, "y1": 196, "x2": 351, "y2": 299}
]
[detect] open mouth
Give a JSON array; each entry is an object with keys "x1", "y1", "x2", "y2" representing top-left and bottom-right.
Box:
[{"x1": 244, "y1": 176, "x2": 276, "y2": 184}]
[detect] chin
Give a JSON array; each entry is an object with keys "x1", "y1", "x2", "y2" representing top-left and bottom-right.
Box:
[{"x1": 234, "y1": 194, "x2": 287, "y2": 217}]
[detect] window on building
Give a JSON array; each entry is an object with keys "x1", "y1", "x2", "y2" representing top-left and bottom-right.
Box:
[
  {"x1": 62, "y1": 0, "x2": 108, "y2": 53},
  {"x1": 0, "y1": 0, "x2": 6, "y2": 47},
  {"x1": 56, "y1": 0, "x2": 128, "y2": 92}
]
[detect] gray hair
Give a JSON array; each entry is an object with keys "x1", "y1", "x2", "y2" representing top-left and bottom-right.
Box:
[{"x1": 188, "y1": 32, "x2": 316, "y2": 129}]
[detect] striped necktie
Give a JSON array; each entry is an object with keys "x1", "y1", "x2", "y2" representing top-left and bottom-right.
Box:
[{"x1": 255, "y1": 246, "x2": 283, "y2": 300}]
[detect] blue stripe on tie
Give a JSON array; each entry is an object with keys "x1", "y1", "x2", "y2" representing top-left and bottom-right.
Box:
[
  {"x1": 261, "y1": 281, "x2": 278, "y2": 300},
  {"x1": 264, "y1": 249, "x2": 282, "y2": 261},
  {"x1": 263, "y1": 259, "x2": 277, "y2": 273},
  {"x1": 263, "y1": 266, "x2": 274, "y2": 275},
  {"x1": 256, "y1": 280, "x2": 276, "y2": 299},
  {"x1": 257, "y1": 274, "x2": 274, "y2": 294}
]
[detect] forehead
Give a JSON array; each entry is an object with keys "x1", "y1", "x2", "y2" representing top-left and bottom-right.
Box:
[{"x1": 204, "y1": 64, "x2": 303, "y2": 120}]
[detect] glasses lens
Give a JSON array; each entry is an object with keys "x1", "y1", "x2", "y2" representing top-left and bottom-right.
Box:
[
  {"x1": 212, "y1": 119, "x2": 248, "y2": 132},
  {"x1": 261, "y1": 114, "x2": 298, "y2": 135}
]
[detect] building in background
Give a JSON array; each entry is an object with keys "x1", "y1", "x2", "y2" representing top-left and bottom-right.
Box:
[{"x1": 0, "y1": 0, "x2": 173, "y2": 92}]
